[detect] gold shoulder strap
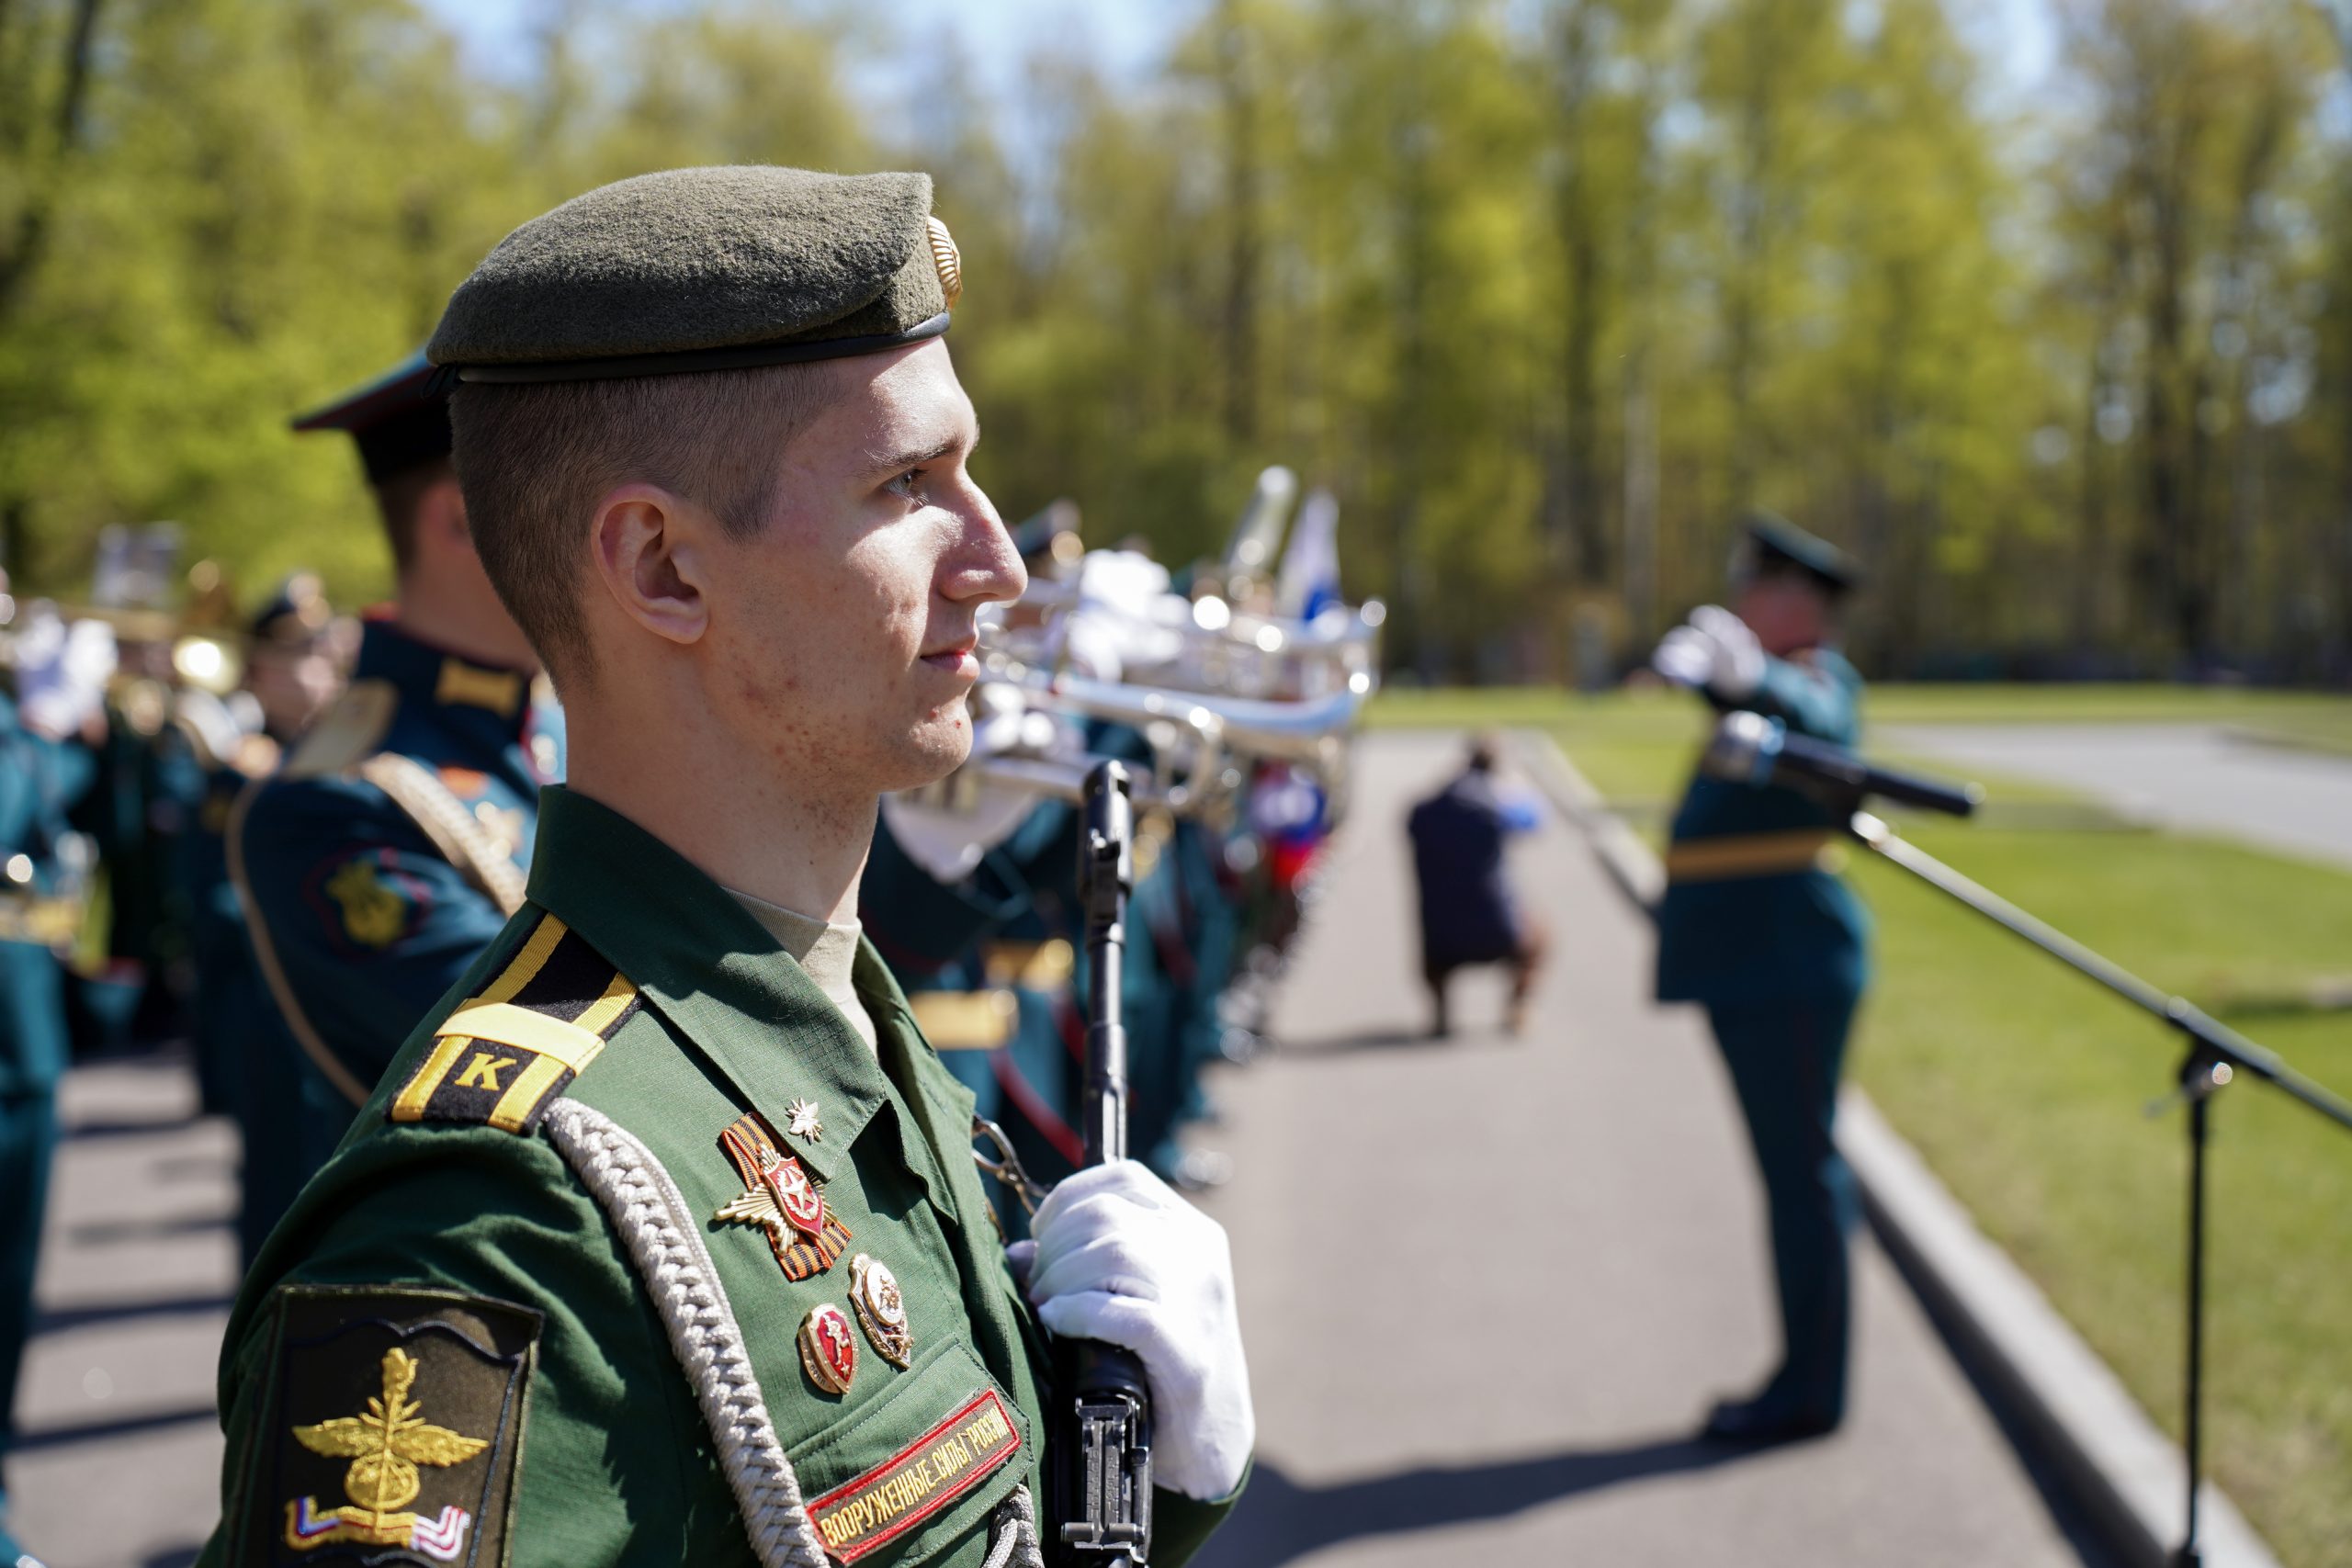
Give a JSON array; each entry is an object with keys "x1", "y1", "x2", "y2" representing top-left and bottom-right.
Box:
[
  {"x1": 356, "y1": 752, "x2": 529, "y2": 917},
  {"x1": 283, "y1": 680, "x2": 399, "y2": 778},
  {"x1": 225, "y1": 745, "x2": 529, "y2": 1110}
]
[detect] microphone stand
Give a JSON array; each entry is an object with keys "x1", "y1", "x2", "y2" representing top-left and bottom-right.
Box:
[{"x1": 1842, "y1": 807, "x2": 2352, "y2": 1567}]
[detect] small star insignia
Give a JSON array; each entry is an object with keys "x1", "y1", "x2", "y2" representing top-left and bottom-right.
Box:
[{"x1": 786, "y1": 1097, "x2": 823, "y2": 1142}]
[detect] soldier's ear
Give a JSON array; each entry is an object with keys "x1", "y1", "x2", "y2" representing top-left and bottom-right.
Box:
[{"x1": 588, "y1": 483, "x2": 711, "y2": 649}]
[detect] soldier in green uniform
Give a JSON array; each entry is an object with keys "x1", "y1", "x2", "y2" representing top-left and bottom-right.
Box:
[
  {"x1": 230, "y1": 353, "x2": 564, "y2": 1196},
  {"x1": 201, "y1": 166, "x2": 1250, "y2": 1567},
  {"x1": 1, "y1": 588, "x2": 106, "y2": 1568},
  {"x1": 1651, "y1": 513, "x2": 1870, "y2": 1445}
]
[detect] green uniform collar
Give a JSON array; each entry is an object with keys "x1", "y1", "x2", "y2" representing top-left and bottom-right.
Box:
[{"x1": 523, "y1": 784, "x2": 943, "y2": 1203}]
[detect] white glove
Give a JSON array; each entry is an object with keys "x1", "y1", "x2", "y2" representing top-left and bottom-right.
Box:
[
  {"x1": 1650, "y1": 626, "x2": 1713, "y2": 689},
  {"x1": 1020, "y1": 1160, "x2": 1253, "y2": 1501},
  {"x1": 1651, "y1": 604, "x2": 1763, "y2": 699},
  {"x1": 16, "y1": 611, "x2": 116, "y2": 739}
]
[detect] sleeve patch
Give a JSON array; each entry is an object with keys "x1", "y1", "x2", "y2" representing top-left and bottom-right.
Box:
[
  {"x1": 247, "y1": 1286, "x2": 539, "y2": 1567},
  {"x1": 391, "y1": 913, "x2": 641, "y2": 1134},
  {"x1": 321, "y1": 857, "x2": 418, "y2": 950}
]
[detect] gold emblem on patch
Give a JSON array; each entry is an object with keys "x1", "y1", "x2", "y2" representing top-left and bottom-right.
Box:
[
  {"x1": 325, "y1": 859, "x2": 405, "y2": 948},
  {"x1": 849, "y1": 1253, "x2": 913, "y2": 1369},
  {"x1": 927, "y1": 217, "x2": 963, "y2": 308},
  {"x1": 282, "y1": 1347, "x2": 489, "y2": 1555}
]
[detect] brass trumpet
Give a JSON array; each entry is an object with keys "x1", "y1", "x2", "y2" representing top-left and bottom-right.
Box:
[{"x1": 948, "y1": 668, "x2": 1373, "y2": 825}]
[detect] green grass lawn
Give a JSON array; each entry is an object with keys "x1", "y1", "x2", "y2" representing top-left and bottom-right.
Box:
[
  {"x1": 1853, "y1": 830, "x2": 2352, "y2": 1568},
  {"x1": 1372, "y1": 685, "x2": 2352, "y2": 1566}
]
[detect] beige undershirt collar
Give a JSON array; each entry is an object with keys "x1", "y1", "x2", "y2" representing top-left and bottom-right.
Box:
[{"x1": 727, "y1": 888, "x2": 879, "y2": 1054}]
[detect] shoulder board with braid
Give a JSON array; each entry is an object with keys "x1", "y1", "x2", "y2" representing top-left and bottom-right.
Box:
[
  {"x1": 390, "y1": 912, "x2": 641, "y2": 1135},
  {"x1": 282, "y1": 679, "x2": 399, "y2": 778}
]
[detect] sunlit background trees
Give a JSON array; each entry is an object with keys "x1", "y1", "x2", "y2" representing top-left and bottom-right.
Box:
[{"x1": 1, "y1": 0, "x2": 2346, "y2": 682}]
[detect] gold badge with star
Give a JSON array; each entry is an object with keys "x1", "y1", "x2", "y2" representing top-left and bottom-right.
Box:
[{"x1": 713, "y1": 1113, "x2": 852, "y2": 1281}]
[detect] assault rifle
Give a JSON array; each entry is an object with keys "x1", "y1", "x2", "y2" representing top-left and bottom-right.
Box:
[{"x1": 1055, "y1": 760, "x2": 1154, "y2": 1564}]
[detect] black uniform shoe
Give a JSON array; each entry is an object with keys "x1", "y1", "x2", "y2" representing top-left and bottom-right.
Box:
[{"x1": 1701, "y1": 1393, "x2": 1840, "y2": 1446}]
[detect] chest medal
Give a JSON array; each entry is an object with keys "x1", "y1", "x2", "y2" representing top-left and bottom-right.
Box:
[
  {"x1": 798, "y1": 1303, "x2": 859, "y2": 1395},
  {"x1": 713, "y1": 1114, "x2": 851, "y2": 1281},
  {"x1": 848, "y1": 1253, "x2": 913, "y2": 1369}
]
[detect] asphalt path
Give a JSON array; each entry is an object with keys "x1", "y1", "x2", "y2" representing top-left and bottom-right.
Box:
[
  {"x1": 1884, "y1": 723, "x2": 2352, "y2": 871},
  {"x1": 1188, "y1": 728, "x2": 2097, "y2": 1568},
  {"x1": 12, "y1": 1053, "x2": 230, "y2": 1568}
]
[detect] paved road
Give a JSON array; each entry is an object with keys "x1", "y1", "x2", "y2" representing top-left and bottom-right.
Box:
[
  {"x1": 13, "y1": 1053, "x2": 230, "y2": 1568},
  {"x1": 1188, "y1": 729, "x2": 2096, "y2": 1568},
  {"x1": 1885, "y1": 723, "x2": 2352, "y2": 871}
]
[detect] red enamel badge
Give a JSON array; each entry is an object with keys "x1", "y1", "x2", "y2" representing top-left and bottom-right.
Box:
[
  {"x1": 799, "y1": 1303, "x2": 858, "y2": 1395},
  {"x1": 718, "y1": 1116, "x2": 829, "y2": 1243},
  {"x1": 762, "y1": 1150, "x2": 827, "y2": 1240}
]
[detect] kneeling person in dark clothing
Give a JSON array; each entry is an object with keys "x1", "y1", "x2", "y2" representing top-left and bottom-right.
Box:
[{"x1": 1407, "y1": 734, "x2": 1544, "y2": 1037}]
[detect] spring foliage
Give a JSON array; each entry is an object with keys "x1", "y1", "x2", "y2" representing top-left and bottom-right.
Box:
[{"x1": 0, "y1": 0, "x2": 2343, "y2": 680}]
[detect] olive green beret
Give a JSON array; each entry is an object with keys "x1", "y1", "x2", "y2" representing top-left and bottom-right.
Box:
[{"x1": 427, "y1": 165, "x2": 964, "y2": 384}]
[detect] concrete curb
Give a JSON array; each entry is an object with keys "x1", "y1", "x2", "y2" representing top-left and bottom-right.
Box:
[{"x1": 1509, "y1": 728, "x2": 2283, "y2": 1568}]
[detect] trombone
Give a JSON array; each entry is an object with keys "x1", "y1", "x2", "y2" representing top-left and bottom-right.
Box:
[{"x1": 960, "y1": 608, "x2": 1378, "y2": 823}]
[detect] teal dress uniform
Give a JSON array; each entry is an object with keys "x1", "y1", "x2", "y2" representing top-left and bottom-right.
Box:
[
  {"x1": 1656, "y1": 647, "x2": 1871, "y2": 1427},
  {"x1": 863, "y1": 799, "x2": 1088, "y2": 1236},
  {"x1": 0, "y1": 691, "x2": 96, "y2": 1559},
  {"x1": 1132, "y1": 819, "x2": 1232, "y2": 1174},
  {"x1": 164, "y1": 708, "x2": 321, "y2": 1267},
  {"x1": 66, "y1": 678, "x2": 192, "y2": 1054},
  {"x1": 230, "y1": 620, "x2": 562, "y2": 1190},
  {"x1": 159, "y1": 697, "x2": 265, "y2": 1119}
]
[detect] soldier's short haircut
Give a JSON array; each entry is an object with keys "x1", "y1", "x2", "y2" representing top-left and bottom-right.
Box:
[{"x1": 448, "y1": 365, "x2": 827, "y2": 684}]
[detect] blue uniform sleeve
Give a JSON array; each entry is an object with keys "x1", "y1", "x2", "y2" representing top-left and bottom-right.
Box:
[
  {"x1": 235, "y1": 776, "x2": 513, "y2": 1104},
  {"x1": 860, "y1": 797, "x2": 1083, "y2": 980},
  {"x1": 1724, "y1": 651, "x2": 1861, "y2": 747},
  {"x1": 30, "y1": 728, "x2": 97, "y2": 814}
]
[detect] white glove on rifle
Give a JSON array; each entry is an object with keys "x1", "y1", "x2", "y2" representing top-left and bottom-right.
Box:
[
  {"x1": 1015, "y1": 1160, "x2": 1253, "y2": 1501},
  {"x1": 1651, "y1": 604, "x2": 1764, "y2": 700}
]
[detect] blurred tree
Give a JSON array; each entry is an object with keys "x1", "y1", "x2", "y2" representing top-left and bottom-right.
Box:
[
  {"x1": 2054, "y1": 0, "x2": 2328, "y2": 671},
  {"x1": 0, "y1": 0, "x2": 2345, "y2": 681}
]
